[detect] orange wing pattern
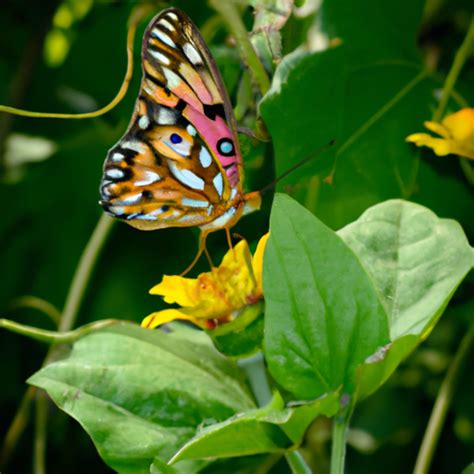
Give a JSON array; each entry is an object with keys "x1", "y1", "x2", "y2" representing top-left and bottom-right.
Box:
[{"x1": 100, "y1": 8, "x2": 249, "y2": 231}]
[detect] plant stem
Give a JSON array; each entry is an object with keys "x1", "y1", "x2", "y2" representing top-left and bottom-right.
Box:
[
  {"x1": 433, "y1": 16, "x2": 474, "y2": 122},
  {"x1": 209, "y1": 0, "x2": 270, "y2": 96},
  {"x1": 0, "y1": 4, "x2": 152, "y2": 120},
  {"x1": 0, "y1": 386, "x2": 36, "y2": 467},
  {"x1": 0, "y1": 318, "x2": 121, "y2": 344},
  {"x1": 9, "y1": 295, "x2": 61, "y2": 325},
  {"x1": 330, "y1": 398, "x2": 353, "y2": 474},
  {"x1": 59, "y1": 214, "x2": 114, "y2": 332},
  {"x1": 238, "y1": 351, "x2": 272, "y2": 408},
  {"x1": 240, "y1": 354, "x2": 313, "y2": 473},
  {"x1": 0, "y1": 214, "x2": 114, "y2": 468},
  {"x1": 285, "y1": 450, "x2": 312, "y2": 474},
  {"x1": 33, "y1": 392, "x2": 48, "y2": 474},
  {"x1": 413, "y1": 327, "x2": 473, "y2": 474}
]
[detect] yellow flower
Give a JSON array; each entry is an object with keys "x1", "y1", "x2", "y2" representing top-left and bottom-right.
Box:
[
  {"x1": 406, "y1": 108, "x2": 474, "y2": 160},
  {"x1": 141, "y1": 234, "x2": 269, "y2": 330}
]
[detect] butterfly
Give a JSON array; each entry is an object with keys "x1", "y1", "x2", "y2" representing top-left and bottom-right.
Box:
[{"x1": 99, "y1": 7, "x2": 261, "y2": 265}]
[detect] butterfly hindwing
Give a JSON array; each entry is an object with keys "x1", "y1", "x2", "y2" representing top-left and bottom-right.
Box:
[{"x1": 100, "y1": 8, "x2": 244, "y2": 230}]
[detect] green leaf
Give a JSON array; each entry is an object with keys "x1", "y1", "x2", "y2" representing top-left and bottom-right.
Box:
[
  {"x1": 209, "y1": 303, "x2": 264, "y2": 358},
  {"x1": 263, "y1": 194, "x2": 390, "y2": 400},
  {"x1": 249, "y1": 0, "x2": 293, "y2": 68},
  {"x1": 28, "y1": 323, "x2": 255, "y2": 474},
  {"x1": 338, "y1": 199, "x2": 474, "y2": 397},
  {"x1": 171, "y1": 391, "x2": 339, "y2": 462},
  {"x1": 338, "y1": 200, "x2": 474, "y2": 339},
  {"x1": 259, "y1": 0, "x2": 474, "y2": 235}
]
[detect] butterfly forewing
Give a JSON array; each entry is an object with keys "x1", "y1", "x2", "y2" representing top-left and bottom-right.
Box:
[{"x1": 100, "y1": 8, "x2": 244, "y2": 230}]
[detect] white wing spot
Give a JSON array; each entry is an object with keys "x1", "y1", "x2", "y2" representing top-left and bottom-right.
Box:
[
  {"x1": 213, "y1": 173, "x2": 224, "y2": 197},
  {"x1": 166, "y1": 12, "x2": 178, "y2": 21},
  {"x1": 156, "y1": 107, "x2": 178, "y2": 125},
  {"x1": 111, "y1": 206, "x2": 125, "y2": 216},
  {"x1": 135, "y1": 170, "x2": 160, "y2": 186},
  {"x1": 120, "y1": 193, "x2": 142, "y2": 205},
  {"x1": 149, "y1": 49, "x2": 171, "y2": 65},
  {"x1": 120, "y1": 140, "x2": 146, "y2": 153},
  {"x1": 166, "y1": 137, "x2": 192, "y2": 157},
  {"x1": 151, "y1": 28, "x2": 176, "y2": 49},
  {"x1": 182, "y1": 197, "x2": 209, "y2": 208},
  {"x1": 111, "y1": 152, "x2": 124, "y2": 162},
  {"x1": 159, "y1": 19, "x2": 175, "y2": 32},
  {"x1": 135, "y1": 214, "x2": 157, "y2": 221},
  {"x1": 186, "y1": 124, "x2": 197, "y2": 136},
  {"x1": 138, "y1": 115, "x2": 150, "y2": 130},
  {"x1": 199, "y1": 147, "x2": 212, "y2": 168},
  {"x1": 162, "y1": 67, "x2": 181, "y2": 88},
  {"x1": 106, "y1": 168, "x2": 124, "y2": 179},
  {"x1": 183, "y1": 42, "x2": 203, "y2": 65},
  {"x1": 169, "y1": 160, "x2": 205, "y2": 190}
]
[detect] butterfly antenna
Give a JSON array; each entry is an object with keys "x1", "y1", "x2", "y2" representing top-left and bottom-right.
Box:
[
  {"x1": 259, "y1": 139, "x2": 336, "y2": 195},
  {"x1": 180, "y1": 231, "x2": 209, "y2": 277}
]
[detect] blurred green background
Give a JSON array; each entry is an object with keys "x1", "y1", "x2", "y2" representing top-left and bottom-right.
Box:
[{"x1": 0, "y1": 0, "x2": 473, "y2": 472}]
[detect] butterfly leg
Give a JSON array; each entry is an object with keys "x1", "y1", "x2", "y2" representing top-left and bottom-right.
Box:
[
  {"x1": 180, "y1": 231, "x2": 209, "y2": 277},
  {"x1": 225, "y1": 226, "x2": 234, "y2": 251},
  {"x1": 203, "y1": 244, "x2": 215, "y2": 269}
]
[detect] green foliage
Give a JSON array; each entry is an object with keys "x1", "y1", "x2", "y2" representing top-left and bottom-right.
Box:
[
  {"x1": 29, "y1": 323, "x2": 255, "y2": 473},
  {"x1": 264, "y1": 194, "x2": 389, "y2": 400},
  {"x1": 1, "y1": 0, "x2": 473, "y2": 473},
  {"x1": 26, "y1": 195, "x2": 472, "y2": 472}
]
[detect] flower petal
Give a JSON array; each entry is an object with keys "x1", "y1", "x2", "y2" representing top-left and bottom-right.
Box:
[
  {"x1": 141, "y1": 309, "x2": 205, "y2": 329},
  {"x1": 443, "y1": 108, "x2": 474, "y2": 143},
  {"x1": 423, "y1": 120, "x2": 450, "y2": 138},
  {"x1": 406, "y1": 133, "x2": 453, "y2": 156},
  {"x1": 252, "y1": 233, "x2": 269, "y2": 294},
  {"x1": 150, "y1": 275, "x2": 199, "y2": 306}
]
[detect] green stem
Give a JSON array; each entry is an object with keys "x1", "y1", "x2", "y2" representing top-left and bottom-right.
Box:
[
  {"x1": 238, "y1": 351, "x2": 272, "y2": 407},
  {"x1": 239, "y1": 354, "x2": 313, "y2": 473},
  {"x1": 0, "y1": 214, "x2": 114, "y2": 468},
  {"x1": 9, "y1": 295, "x2": 61, "y2": 325},
  {"x1": 209, "y1": 0, "x2": 270, "y2": 96},
  {"x1": 285, "y1": 450, "x2": 312, "y2": 474},
  {"x1": 33, "y1": 392, "x2": 48, "y2": 474},
  {"x1": 0, "y1": 386, "x2": 36, "y2": 467},
  {"x1": 330, "y1": 398, "x2": 353, "y2": 474},
  {"x1": 459, "y1": 157, "x2": 474, "y2": 186},
  {"x1": 413, "y1": 327, "x2": 473, "y2": 474},
  {"x1": 59, "y1": 214, "x2": 114, "y2": 332},
  {"x1": 0, "y1": 5, "x2": 152, "y2": 120},
  {"x1": 0, "y1": 318, "x2": 121, "y2": 344},
  {"x1": 433, "y1": 16, "x2": 474, "y2": 122}
]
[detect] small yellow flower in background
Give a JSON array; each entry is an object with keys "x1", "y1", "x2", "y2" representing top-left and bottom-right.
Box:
[
  {"x1": 406, "y1": 108, "x2": 474, "y2": 160},
  {"x1": 141, "y1": 234, "x2": 269, "y2": 330}
]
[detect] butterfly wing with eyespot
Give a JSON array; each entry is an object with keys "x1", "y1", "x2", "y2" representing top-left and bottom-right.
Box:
[{"x1": 99, "y1": 8, "x2": 243, "y2": 231}]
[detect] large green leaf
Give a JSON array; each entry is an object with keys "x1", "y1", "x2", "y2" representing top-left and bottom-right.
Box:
[
  {"x1": 263, "y1": 194, "x2": 390, "y2": 400},
  {"x1": 259, "y1": 0, "x2": 474, "y2": 234},
  {"x1": 338, "y1": 199, "x2": 474, "y2": 397},
  {"x1": 28, "y1": 323, "x2": 255, "y2": 474},
  {"x1": 339, "y1": 200, "x2": 474, "y2": 339},
  {"x1": 171, "y1": 391, "x2": 339, "y2": 462},
  {"x1": 264, "y1": 195, "x2": 473, "y2": 403}
]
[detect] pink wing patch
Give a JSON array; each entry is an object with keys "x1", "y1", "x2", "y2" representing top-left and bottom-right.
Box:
[{"x1": 143, "y1": 9, "x2": 242, "y2": 189}]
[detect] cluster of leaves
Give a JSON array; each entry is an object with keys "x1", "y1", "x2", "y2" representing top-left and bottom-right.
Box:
[
  {"x1": 28, "y1": 195, "x2": 473, "y2": 473},
  {"x1": 0, "y1": 0, "x2": 473, "y2": 473}
]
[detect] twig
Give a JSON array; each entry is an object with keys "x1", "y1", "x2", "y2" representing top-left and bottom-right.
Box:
[
  {"x1": 209, "y1": 0, "x2": 270, "y2": 96},
  {"x1": 433, "y1": 16, "x2": 474, "y2": 122},
  {"x1": 413, "y1": 327, "x2": 473, "y2": 474}
]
